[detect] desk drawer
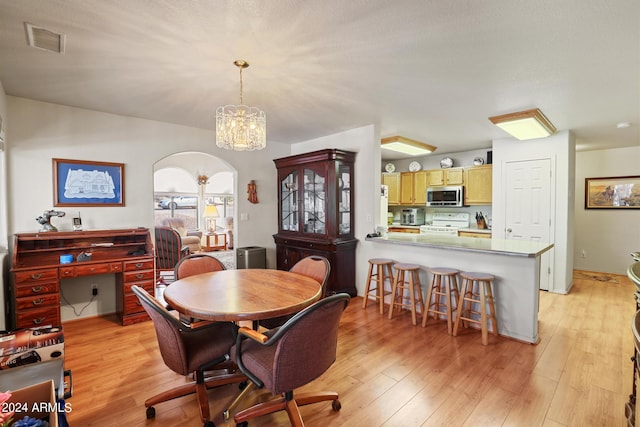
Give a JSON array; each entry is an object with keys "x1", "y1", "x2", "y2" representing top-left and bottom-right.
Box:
[
  {"x1": 74, "y1": 263, "x2": 111, "y2": 277},
  {"x1": 15, "y1": 281, "x2": 59, "y2": 298},
  {"x1": 123, "y1": 270, "x2": 154, "y2": 283},
  {"x1": 14, "y1": 269, "x2": 58, "y2": 283},
  {"x1": 123, "y1": 280, "x2": 154, "y2": 295},
  {"x1": 16, "y1": 293, "x2": 60, "y2": 311},
  {"x1": 124, "y1": 259, "x2": 154, "y2": 271},
  {"x1": 122, "y1": 293, "x2": 145, "y2": 315},
  {"x1": 16, "y1": 306, "x2": 60, "y2": 328}
]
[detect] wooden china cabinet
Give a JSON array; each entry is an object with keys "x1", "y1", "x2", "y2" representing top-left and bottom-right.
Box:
[{"x1": 273, "y1": 149, "x2": 357, "y2": 296}]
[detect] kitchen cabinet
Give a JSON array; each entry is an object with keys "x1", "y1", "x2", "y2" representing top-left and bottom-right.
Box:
[
  {"x1": 458, "y1": 230, "x2": 491, "y2": 239},
  {"x1": 427, "y1": 168, "x2": 464, "y2": 186},
  {"x1": 388, "y1": 226, "x2": 420, "y2": 234},
  {"x1": 400, "y1": 171, "x2": 427, "y2": 205},
  {"x1": 464, "y1": 164, "x2": 492, "y2": 205},
  {"x1": 273, "y1": 149, "x2": 357, "y2": 296},
  {"x1": 382, "y1": 172, "x2": 400, "y2": 205}
]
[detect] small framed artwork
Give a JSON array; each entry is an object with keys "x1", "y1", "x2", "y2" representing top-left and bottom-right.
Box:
[
  {"x1": 585, "y1": 175, "x2": 640, "y2": 209},
  {"x1": 53, "y1": 158, "x2": 125, "y2": 207}
]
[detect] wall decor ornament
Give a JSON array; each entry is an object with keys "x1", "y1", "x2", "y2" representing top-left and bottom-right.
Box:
[
  {"x1": 53, "y1": 158, "x2": 125, "y2": 206},
  {"x1": 247, "y1": 180, "x2": 258, "y2": 204},
  {"x1": 585, "y1": 175, "x2": 640, "y2": 209}
]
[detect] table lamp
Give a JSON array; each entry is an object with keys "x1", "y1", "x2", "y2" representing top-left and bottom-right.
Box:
[{"x1": 203, "y1": 204, "x2": 220, "y2": 233}]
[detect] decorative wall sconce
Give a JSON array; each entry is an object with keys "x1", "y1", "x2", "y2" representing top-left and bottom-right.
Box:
[
  {"x1": 247, "y1": 180, "x2": 258, "y2": 204},
  {"x1": 197, "y1": 174, "x2": 209, "y2": 185}
]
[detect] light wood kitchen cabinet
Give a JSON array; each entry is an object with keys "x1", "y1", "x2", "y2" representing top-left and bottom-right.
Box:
[
  {"x1": 400, "y1": 171, "x2": 427, "y2": 205},
  {"x1": 382, "y1": 172, "x2": 400, "y2": 205},
  {"x1": 427, "y1": 168, "x2": 464, "y2": 186},
  {"x1": 464, "y1": 164, "x2": 492, "y2": 205},
  {"x1": 458, "y1": 230, "x2": 491, "y2": 238}
]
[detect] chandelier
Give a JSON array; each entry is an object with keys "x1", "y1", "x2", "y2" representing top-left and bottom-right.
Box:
[{"x1": 216, "y1": 60, "x2": 266, "y2": 151}]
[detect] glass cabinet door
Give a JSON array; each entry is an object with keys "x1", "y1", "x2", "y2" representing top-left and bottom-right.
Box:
[
  {"x1": 338, "y1": 162, "x2": 351, "y2": 235},
  {"x1": 302, "y1": 167, "x2": 326, "y2": 235},
  {"x1": 280, "y1": 170, "x2": 298, "y2": 232}
]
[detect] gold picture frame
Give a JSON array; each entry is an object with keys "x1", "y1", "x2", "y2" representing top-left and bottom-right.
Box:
[{"x1": 585, "y1": 175, "x2": 640, "y2": 209}]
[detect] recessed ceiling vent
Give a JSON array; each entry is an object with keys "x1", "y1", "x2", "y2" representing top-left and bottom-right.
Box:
[{"x1": 25, "y1": 22, "x2": 65, "y2": 54}]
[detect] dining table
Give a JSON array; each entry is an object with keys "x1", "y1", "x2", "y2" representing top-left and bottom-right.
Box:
[{"x1": 162, "y1": 268, "x2": 323, "y2": 322}]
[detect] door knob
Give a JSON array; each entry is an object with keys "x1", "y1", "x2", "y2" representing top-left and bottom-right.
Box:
[{"x1": 507, "y1": 228, "x2": 512, "y2": 233}]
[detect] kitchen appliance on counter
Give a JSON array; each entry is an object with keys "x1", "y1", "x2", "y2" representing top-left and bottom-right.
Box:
[
  {"x1": 426, "y1": 186, "x2": 464, "y2": 207},
  {"x1": 420, "y1": 212, "x2": 470, "y2": 235},
  {"x1": 401, "y1": 208, "x2": 425, "y2": 226}
]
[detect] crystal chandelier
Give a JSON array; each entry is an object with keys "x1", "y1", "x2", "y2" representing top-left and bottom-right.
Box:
[{"x1": 216, "y1": 60, "x2": 266, "y2": 151}]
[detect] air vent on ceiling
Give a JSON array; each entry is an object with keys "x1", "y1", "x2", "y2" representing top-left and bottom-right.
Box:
[{"x1": 25, "y1": 22, "x2": 65, "y2": 54}]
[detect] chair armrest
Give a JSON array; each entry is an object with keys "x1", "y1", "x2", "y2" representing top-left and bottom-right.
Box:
[
  {"x1": 238, "y1": 326, "x2": 269, "y2": 343},
  {"x1": 180, "y1": 246, "x2": 190, "y2": 255},
  {"x1": 187, "y1": 230, "x2": 202, "y2": 238}
]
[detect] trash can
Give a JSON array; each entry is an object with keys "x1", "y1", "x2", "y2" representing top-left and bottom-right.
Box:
[{"x1": 236, "y1": 246, "x2": 266, "y2": 269}]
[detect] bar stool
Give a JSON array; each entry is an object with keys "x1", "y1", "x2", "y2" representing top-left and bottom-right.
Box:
[
  {"x1": 362, "y1": 258, "x2": 394, "y2": 314},
  {"x1": 422, "y1": 267, "x2": 460, "y2": 335},
  {"x1": 388, "y1": 263, "x2": 424, "y2": 325},
  {"x1": 453, "y1": 272, "x2": 498, "y2": 345}
]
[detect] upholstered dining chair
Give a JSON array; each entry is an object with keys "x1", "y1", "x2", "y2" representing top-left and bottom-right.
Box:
[
  {"x1": 131, "y1": 285, "x2": 246, "y2": 427},
  {"x1": 230, "y1": 293, "x2": 350, "y2": 427},
  {"x1": 155, "y1": 226, "x2": 189, "y2": 278},
  {"x1": 258, "y1": 255, "x2": 330, "y2": 330},
  {"x1": 174, "y1": 253, "x2": 226, "y2": 280}
]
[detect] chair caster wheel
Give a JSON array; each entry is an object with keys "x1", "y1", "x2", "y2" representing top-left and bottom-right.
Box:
[
  {"x1": 146, "y1": 406, "x2": 156, "y2": 419},
  {"x1": 332, "y1": 399, "x2": 341, "y2": 411},
  {"x1": 236, "y1": 422, "x2": 248, "y2": 427}
]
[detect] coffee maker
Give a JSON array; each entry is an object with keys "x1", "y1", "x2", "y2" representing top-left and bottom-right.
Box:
[{"x1": 401, "y1": 208, "x2": 425, "y2": 226}]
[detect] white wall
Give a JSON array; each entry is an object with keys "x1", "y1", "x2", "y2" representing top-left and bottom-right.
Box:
[
  {"x1": 574, "y1": 146, "x2": 640, "y2": 274},
  {"x1": 292, "y1": 125, "x2": 381, "y2": 295},
  {"x1": 0, "y1": 82, "x2": 7, "y2": 330},
  {"x1": 6, "y1": 96, "x2": 290, "y2": 321}
]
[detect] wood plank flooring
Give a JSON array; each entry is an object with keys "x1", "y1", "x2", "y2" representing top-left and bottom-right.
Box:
[{"x1": 61, "y1": 271, "x2": 635, "y2": 426}]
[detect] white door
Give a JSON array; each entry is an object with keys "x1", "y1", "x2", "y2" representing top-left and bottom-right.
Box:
[{"x1": 505, "y1": 159, "x2": 553, "y2": 290}]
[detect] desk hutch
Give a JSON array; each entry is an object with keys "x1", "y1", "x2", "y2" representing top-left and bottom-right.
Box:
[
  {"x1": 10, "y1": 228, "x2": 154, "y2": 328},
  {"x1": 273, "y1": 149, "x2": 357, "y2": 296}
]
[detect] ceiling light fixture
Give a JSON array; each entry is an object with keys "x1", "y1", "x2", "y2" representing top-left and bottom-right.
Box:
[
  {"x1": 381, "y1": 136, "x2": 437, "y2": 156},
  {"x1": 216, "y1": 60, "x2": 266, "y2": 151},
  {"x1": 488, "y1": 108, "x2": 556, "y2": 140}
]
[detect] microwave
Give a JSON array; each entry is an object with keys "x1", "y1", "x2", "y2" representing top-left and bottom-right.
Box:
[{"x1": 426, "y1": 186, "x2": 464, "y2": 207}]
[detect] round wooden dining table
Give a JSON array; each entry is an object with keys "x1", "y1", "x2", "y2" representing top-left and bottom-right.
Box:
[{"x1": 163, "y1": 269, "x2": 323, "y2": 322}]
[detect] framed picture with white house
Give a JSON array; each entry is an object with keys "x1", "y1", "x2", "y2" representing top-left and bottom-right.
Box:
[{"x1": 53, "y1": 158, "x2": 125, "y2": 207}]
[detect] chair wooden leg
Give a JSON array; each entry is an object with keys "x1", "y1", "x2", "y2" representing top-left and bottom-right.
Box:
[
  {"x1": 284, "y1": 399, "x2": 305, "y2": 427},
  {"x1": 233, "y1": 395, "x2": 288, "y2": 423},
  {"x1": 195, "y1": 381, "x2": 210, "y2": 423}
]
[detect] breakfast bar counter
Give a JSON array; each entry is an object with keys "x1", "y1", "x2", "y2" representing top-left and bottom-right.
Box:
[{"x1": 366, "y1": 233, "x2": 554, "y2": 344}]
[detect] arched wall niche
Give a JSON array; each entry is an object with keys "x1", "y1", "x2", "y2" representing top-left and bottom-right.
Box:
[{"x1": 153, "y1": 151, "x2": 236, "y2": 249}]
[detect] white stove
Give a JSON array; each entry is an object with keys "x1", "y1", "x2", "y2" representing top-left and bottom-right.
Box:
[{"x1": 420, "y1": 212, "x2": 470, "y2": 235}]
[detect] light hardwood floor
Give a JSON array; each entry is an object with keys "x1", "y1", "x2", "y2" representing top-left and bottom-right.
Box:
[{"x1": 62, "y1": 271, "x2": 635, "y2": 426}]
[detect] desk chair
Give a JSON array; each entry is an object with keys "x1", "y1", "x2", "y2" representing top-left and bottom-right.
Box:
[
  {"x1": 132, "y1": 285, "x2": 246, "y2": 427},
  {"x1": 258, "y1": 255, "x2": 330, "y2": 330},
  {"x1": 231, "y1": 293, "x2": 350, "y2": 427},
  {"x1": 155, "y1": 226, "x2": 189, "y2": 281}
]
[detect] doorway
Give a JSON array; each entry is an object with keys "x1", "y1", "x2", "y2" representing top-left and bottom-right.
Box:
[
  {"x1": 504, "y1": 158, "x2": 554, "y2": 290},
  {"x1": 153, "y1": 152, "x2": 236, "y2": 251}
]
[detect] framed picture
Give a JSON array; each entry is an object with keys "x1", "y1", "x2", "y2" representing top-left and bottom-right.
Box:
[
  {"x1": 585, "y1": 175, "x2": 640, "y2": 209},
  {"x1": 53, "y1": 158, "x2": 125, "y2": 207}
]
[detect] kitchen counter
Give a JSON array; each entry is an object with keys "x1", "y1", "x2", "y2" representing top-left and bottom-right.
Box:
[
  {"x1": 366, "y1": 233, "x2": 554, "y2": 344},
  {"x1": 369, "y1": 232, "x2": 552, "y2": 257}
]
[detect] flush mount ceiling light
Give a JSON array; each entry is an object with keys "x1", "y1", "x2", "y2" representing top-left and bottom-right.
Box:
[
  {"x1": 381, "y1": 136, "x2": 437, "y2": 156},
  {"x1": 216, "y1": 60, "x2": 266, "y2": 151},
  {"x1": 488, "y1": 108, "x2": 556, "y2": 140}
]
